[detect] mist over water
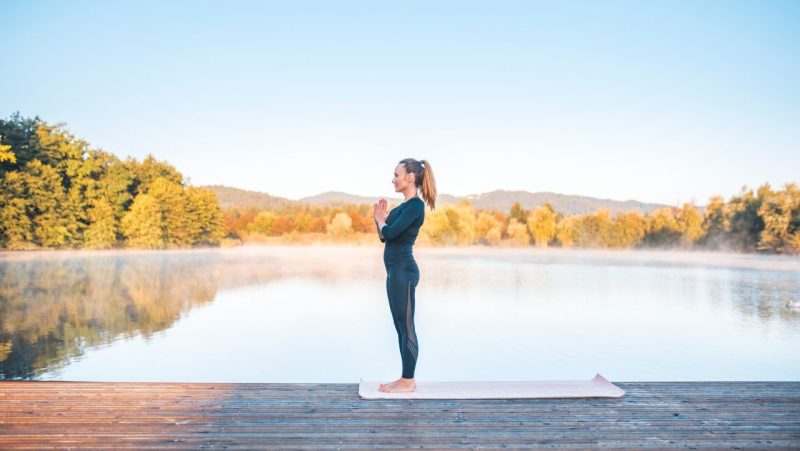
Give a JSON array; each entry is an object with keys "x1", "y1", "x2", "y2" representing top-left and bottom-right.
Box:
[{"x1": 1, "y1": 245, "x2": 798, "y2": 382}]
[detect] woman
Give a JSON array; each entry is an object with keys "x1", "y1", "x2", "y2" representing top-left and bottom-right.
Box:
[{"x1": 373, "y1": 158, "x2": 437, "y2": 393}]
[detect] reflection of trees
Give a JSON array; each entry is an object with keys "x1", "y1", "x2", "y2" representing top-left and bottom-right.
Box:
[
  {"x1": 0, "y1": 254, "x2": 225, "y2": 378},
  {"x1": 0, "y1": 247, "x2": 385, "y2": 379},
  {"x1": 4, "y1": 246, "x2": 795, "y2": 380}
]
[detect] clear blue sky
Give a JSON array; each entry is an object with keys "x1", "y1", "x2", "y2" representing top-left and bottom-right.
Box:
[{"x1": 1, "y1": 0, "x2": 798, "y2": 206}]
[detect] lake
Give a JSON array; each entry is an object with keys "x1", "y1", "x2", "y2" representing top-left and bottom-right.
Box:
[{"x1": 1, "y1": 245, "x2": 798, "y2": 382}]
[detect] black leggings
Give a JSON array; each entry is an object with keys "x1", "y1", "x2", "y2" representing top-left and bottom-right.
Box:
[{"x1": 386, "y1": 258, "x2": 420, "y2": 379}]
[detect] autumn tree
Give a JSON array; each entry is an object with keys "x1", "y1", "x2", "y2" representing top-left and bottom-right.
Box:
[
  {"x1": 758, "y1": 182, "x2": 800, "y2": 254},
  {"x1": 555, "y1": 215, "x2": 578, "y2": 248},
  {"x1": 699, "y1": 195, "x2": 727, "y2": 250},
  {"x1": 612, "y1": 210, "x2": 646, "y2": 248},
  {"x1": 0, "y1": 114, "x2": 224, "y2": 250},
  {"x1": 723, "y1": 186, "x2": 769, "y2": 252},
  {"x1": 0, "y1": 135, "x2": 15, "y2": 164},
  {"x1": 122, "y1": 194, "x2": 165, "y2": 249},
  {"x1": 676, "y1": 203, "x2": 703, "y2": 248},
  {"x1": 475, "y1": 211, "x2": 503, "y2": 245},
  {"x1": 527, "y1": 202, "x2": 557, "y2": 248},
  {"x1": 248, "y1": 210, "x2": 277, "y2": 236},
  {"x1": 509, "y1": 201, "x2": 528, "y2": 225},
  {"x1": 506, "y1": 218, "x2": 530, "y2": 246},
  {"x1": 328, "y1": 212, "x2": 353, "y2": 237},
  {"x1": 643, "y1": 207, "x2": 681, "y2": 247},
  {"x1": 84, "y1": 198, "x2": 118, "y2": 249}
]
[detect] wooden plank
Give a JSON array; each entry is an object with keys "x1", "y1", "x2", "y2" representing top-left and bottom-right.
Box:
[{"x1": 1, "y1": 381, "x2": 798, "y2": 449}]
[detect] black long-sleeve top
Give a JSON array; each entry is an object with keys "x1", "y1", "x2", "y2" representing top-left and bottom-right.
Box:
[{"x1": 379, "y1": 197, "x2": 425, "y2": 264}]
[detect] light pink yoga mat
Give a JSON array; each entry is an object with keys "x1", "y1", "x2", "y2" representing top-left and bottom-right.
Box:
[{"x1": 359, "y1": 373, "x2": 625, "y2": 399}]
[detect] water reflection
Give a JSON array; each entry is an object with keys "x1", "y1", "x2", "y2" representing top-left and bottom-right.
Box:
[
  {"x1": 0, "y1": 252, "x2": 213, "y2": 378},
  {"x1": 0, "y1": 246, "x2": 798, "y2": 381}
]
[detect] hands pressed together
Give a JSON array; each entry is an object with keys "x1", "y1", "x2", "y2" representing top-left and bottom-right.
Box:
[{"x1": 373, "y1": 198, "x2": 389, "y2": 224}]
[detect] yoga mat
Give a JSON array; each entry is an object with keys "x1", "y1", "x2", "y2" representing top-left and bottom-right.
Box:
[{"x1": 359, "y1": 373, "x2": 625, "y2": 399}]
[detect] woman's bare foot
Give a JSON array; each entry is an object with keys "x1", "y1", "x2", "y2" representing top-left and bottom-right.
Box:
[
  {"x1": 378, "y1": 377, "x2": 403, "y2": 391},
  {"x1": 378, "y1": 377, "x2": 416, "y2": 393}
]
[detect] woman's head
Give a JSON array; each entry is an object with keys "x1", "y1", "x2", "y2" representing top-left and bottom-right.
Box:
[{"x1": 393, "y1": 158, "x2": 437, "y2": 210}]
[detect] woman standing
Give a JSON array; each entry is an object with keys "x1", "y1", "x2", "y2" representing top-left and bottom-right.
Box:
[{"x1": 373, "y1": 158, "x2": 437, "y2": 393}]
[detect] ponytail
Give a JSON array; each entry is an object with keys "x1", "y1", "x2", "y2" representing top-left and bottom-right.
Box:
[
  {"x1": 419, "y1": 159, "x2": 437, "y2": 210},
  {"x1": 399, "y1": 158, "x2": 438, "y2": 210}
]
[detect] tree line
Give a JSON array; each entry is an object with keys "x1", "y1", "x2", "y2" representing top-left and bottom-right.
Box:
[
  {"x1": 218, "y1": 184, "x2": 799, "y2": 256},
  {"x1": 469, "y1": 184, "x2": 797, "y2": 254},
  {"x1": 0, "y1": 113, "x2": 224, "y2": 249},
  {"x1": 1, "y1": 113, "x2": 797, "y2": 254}
]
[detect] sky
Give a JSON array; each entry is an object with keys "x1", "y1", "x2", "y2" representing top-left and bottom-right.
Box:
[{"x1": 1, "y1": 0, "x2": 798, "y2": 206}]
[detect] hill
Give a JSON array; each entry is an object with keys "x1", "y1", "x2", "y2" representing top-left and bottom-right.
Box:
[{"x1": 202, "y1": 186, "x2": 680, "y2": 215}]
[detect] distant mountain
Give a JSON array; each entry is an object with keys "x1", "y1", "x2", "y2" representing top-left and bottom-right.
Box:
[
  {"x1": 299, "y1": 189, "x2": 675, "y2": 215},
  {"x1": 203, "y1": 186, "x2": 683, "y2": 215},
  {"x1": 458, "y1": 189, "x2": 674, "y2": 215},
  {"x1": 297, "y1": 191, "x2": 376, "y2": 207},
  {"x1": 201, "y1": 185, "x2": 295, "y2": 210}
]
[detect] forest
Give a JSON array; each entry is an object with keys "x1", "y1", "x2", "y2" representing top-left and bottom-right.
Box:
[
  {"x1": 0, "y1": 113, "x2": 224, "y2": 250},
  {"x1": 1, "y1": 113, "x2": 798, "y2": 254}
]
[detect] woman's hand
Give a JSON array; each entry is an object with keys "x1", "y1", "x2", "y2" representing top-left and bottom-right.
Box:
[{"x1": 374, "y1": 198, "x2": 389, "y2": 223}]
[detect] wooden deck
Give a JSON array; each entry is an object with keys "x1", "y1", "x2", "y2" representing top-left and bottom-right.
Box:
[{"x1": 1, "y1": 380, "x2": 798, "y2": 449}]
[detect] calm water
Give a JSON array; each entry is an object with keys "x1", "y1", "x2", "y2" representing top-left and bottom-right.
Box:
[{"x1": 1, "y1": 245, "x2": 798, "y2": 382}]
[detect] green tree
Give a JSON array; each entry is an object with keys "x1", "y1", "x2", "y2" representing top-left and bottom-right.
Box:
[{"x1": 0, "y1": 113, "x2": 41, "y2": 174}]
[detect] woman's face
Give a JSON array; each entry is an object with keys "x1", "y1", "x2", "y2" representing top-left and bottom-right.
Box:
[{"x1": 392, "y1": 164, "x2": 414, "y2": 192}]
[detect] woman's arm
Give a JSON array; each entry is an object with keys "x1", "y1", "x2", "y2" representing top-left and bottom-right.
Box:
[
  {"x1": 374, "y1": 200, "x2": 388, "y2": 242},
  {"x1": 379, "y1": 200, "x2": 423, "y2": 241},
  {"x1": 375, "y1": 217, "x2": 386, "y2": 242}
]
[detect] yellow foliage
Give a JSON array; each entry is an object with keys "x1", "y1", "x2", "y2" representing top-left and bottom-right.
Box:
[
  {"x1": 556, "y1": 216, "x2": 578, "y2": 248},
  {"x1": 676, "y1": 203, "x2": 703, "y2": 245},
  {"x1": 527, "y1": 203, "x2": 557, "y2": 248},
  {"x1": 421, "y1": 203, "x2": 476, "y2": 245},
  {"x1": 328, "y1": 212, "x2": 353, "y2": 237},
  {"x1": 506, "y1": 218, "x2": 530, "y2": 246},
  {"x1": 476, "y1": 211, "x2": 503, "y2": 245}
]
